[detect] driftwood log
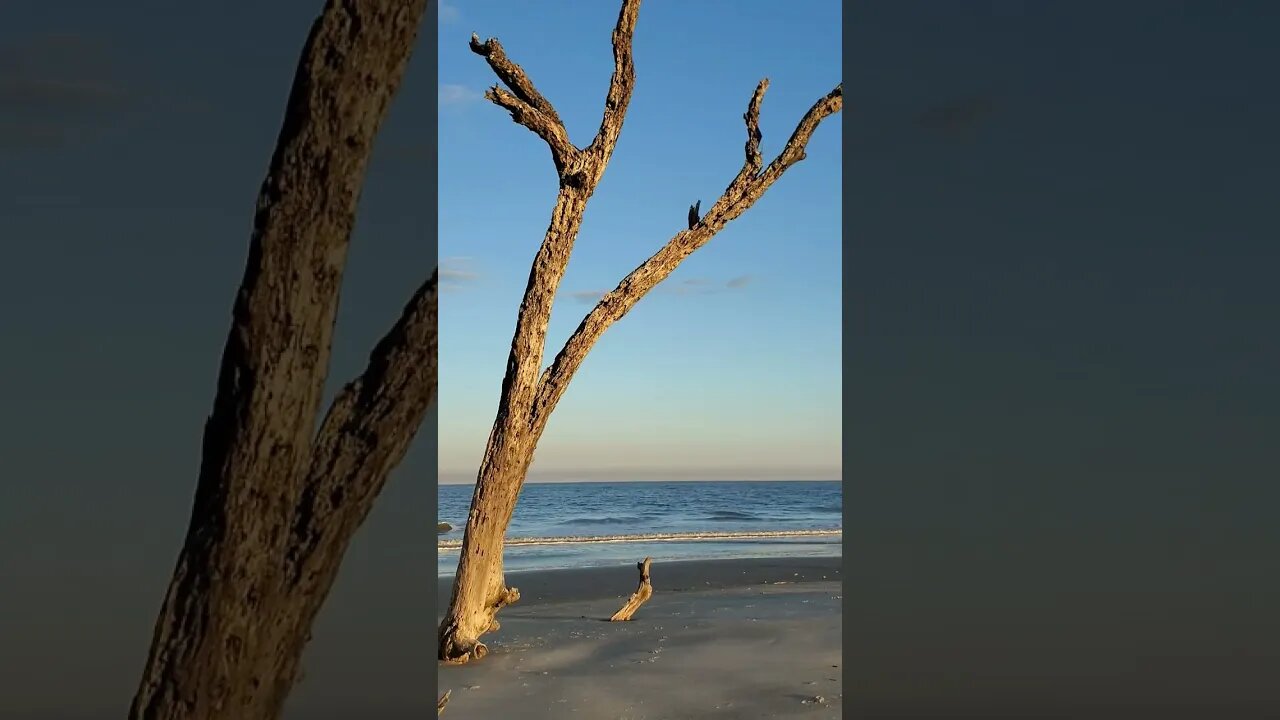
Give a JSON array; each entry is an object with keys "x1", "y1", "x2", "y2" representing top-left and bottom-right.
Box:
[
  {"x1": 610, "y1": 557, "x2": 654, "y2": 621},
  {"x1": 437, "y1": 690, "x2": 451, "y2": 716}
]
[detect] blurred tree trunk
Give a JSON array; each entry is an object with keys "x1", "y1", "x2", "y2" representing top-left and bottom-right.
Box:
[
  {"x1": 437, "y1": 0, "x2": 841, "y2": 663},
  {"x1": 129, "y1": 2, "x2": 434, "y2": 719}
]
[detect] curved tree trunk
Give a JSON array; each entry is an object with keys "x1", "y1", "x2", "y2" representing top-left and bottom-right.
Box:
[
  {"x1": 437, "y1": 0, "x2": 840, "y2": 663},
  {"x1": 129, "y1": 2, "x2": 432, "y2": 719},
  {"x1": 437, "y1": 182, "x2": 594, "y2": 662}
]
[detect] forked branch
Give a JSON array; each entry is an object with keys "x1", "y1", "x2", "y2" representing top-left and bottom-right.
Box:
[
  {"x1": 286, "y1": 269, "x2": 439, "y2": 591},
  {"x1": 529, "y1": 81, "x2": 843, "y2": 435},
  {"x1": 468, "y1": 0, "x2": 642, "y2": 440},
  {"x1": 469, "y1": 34, "x2": 563, "y2": 124},
  {"x1": 469, "y1": 33, "x2": 578, "y2": 172}
]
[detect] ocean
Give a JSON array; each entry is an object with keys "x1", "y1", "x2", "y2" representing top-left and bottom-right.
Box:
[{"x1": 437, "y1": 480, "x2": 842, "y2": 575}]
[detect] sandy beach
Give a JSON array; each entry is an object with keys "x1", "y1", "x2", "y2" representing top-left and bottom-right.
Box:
[{"x1": 437, "y1": 556, "x2": 843, "y2": 719}]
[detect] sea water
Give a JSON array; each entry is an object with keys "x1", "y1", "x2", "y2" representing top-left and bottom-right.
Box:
[{"x1": 437, "y1": 480, "x2": 841, "y2": 575}]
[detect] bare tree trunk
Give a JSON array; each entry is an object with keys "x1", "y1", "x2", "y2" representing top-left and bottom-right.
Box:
[
  {"x1": 129, "y1": 2, "x2": 432, "y2": 719},
  {"x1": 437, "y1": 0, "x2": 841, "y2": 663}
]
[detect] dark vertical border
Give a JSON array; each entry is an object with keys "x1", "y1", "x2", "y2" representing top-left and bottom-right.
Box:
[
  {"x1": 0, "y1": 2, "x2": 439, "y2": 719},
  {"x1": 422, "y1": 1, "x2": 441, "y2": 712},
  {"x1": 846, "y1": 2, "x2": 1279, "y2": 719}
]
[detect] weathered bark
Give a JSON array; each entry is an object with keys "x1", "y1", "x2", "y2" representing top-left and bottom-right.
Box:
[
  {"x1": 437, "y1": 0, "x2": 841, "y2": 663},
  {"x1": 609, "y1": 557, "x2": 654, "y2": 622},
  {"x1": 129, "y1": 2, "x2": 432, "y2": 719}
]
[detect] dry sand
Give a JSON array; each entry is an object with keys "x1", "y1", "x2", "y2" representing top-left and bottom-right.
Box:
[{"x1": 437, "y1": 556, "x2": 842, "y2": 719}]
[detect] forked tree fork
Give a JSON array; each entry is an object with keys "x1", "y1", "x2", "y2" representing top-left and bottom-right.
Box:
[{"x1": 437, "y1": 0, "x2": 841, "y2": 664}]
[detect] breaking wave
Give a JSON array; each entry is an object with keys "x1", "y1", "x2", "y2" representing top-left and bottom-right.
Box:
[{"x1": 438, "y1": 528, "x2": 841, "y2": 550}]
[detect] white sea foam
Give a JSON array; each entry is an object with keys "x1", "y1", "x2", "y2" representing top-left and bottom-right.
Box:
[{"x1": 437, "y1": 528, "x2": 841, "y2": 550}]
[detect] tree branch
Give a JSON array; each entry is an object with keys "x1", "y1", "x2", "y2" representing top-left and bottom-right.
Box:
[
  {"x1": 529, "y1": 82, "x2": 842, "y2": 435},
  {"x1": 469, "y1": 34, "x2": 564, "y2": 125},
  {"x1": 734, "y1": 78, "x2": 769, "y2": 186},
  {"x1": 131, "y1": 0, "x2": 430, "y2": 714},
  {"x1": 584, "y1": 0, "x2": 642, "y2": 167},
  {"x1": 463, "y1": 3, "x2": 645, "y2": 454},
  {"x1": 483, "y1": 85, "x2": 578, "y2": 171},
  {"x1": 755, "y1": 83, "x2": 844, "y2": 188},
  {"x1": 285, "y1": 269, "x2": 438, "y2": 597},
  {"x1": 470, "y1": 33, "x2": 579, "y2": 173}
]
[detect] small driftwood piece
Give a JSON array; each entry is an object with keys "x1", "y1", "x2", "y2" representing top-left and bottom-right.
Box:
[
  {"x1": 610, "y1": 557, "x2": 654, "y2": 621},
  {"x1": 437, "y1": 690, "x2": 451, "y2": 715}
]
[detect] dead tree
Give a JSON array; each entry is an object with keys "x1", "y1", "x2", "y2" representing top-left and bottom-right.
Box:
[
  {"x1": 437, "y1": 0, "x2": 841, "y2": 664},
  {"x1": 610, "y1": 557, "x2": 654, "y2": 622},
  {"x1": 128, "y1": 2, "x2": 435, "y2": 719}
]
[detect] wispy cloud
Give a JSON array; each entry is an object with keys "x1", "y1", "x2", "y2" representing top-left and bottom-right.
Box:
[
  {"x1": 664, "y1": 278, "x2": 712, "y2": 297},
  {"x1": 916, "y1": 94, "x2": 999, "y2": 139},
  {"x1": 0, "y1": 34, "x2": 128, "y2": 150},
  {"x1": 566, "y1": 275, "x2": 755, "y2": 304},
  {"x1": 439, "y1": 0, "x2": 461, "y2": 24},
  {"x1": 568, "y1": 290, "x2": 607, "y2": 304},
  {"x1": 440, "y1": 83, "x2": 481, "y2": 107},
  {"x1": 440, "y1": 257, "x2": 480, "y2": 291}
]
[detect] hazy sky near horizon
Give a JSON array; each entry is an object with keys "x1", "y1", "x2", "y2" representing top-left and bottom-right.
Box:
[{"x1": 437, "y1": 0, "x2": 844, "y2": 483}]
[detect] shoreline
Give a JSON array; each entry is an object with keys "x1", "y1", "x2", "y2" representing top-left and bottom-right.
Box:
[
  {"x1": 437, "y1": 555, "x2": 842, "y2": 608},
  {"x1": 437, "y1": 556, "x2": 842, "y2": 719},
  {"x1": 438, "y1": 541, "x2": 841, "y2": 577}
]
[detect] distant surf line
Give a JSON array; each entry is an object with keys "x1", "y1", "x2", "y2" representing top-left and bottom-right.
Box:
[{"x1": 437, "y1": 528, "x2": 842, "y2": 550}]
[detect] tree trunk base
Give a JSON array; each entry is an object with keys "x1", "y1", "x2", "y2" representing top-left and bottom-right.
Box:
[
  {"x1": 438, "y1": 586, "x2": 520, "y2": 664},
  {"x1": 610, "y1": 557, "x2": 653, "y2": 622}
]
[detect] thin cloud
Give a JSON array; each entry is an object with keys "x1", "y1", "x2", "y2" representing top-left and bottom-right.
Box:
[
  {"x1": 440, "y1": 257, "x2": 480, "y2": 291},
  {"x1": 568, "y1": 275, "x2": 752, "y2": 304},
  {"x1": 0, "y1": 35, "x2": 124, "y2": 110},
  {"x1": 0, "y1": 34, "x2": 128, "y2": 149},
  {"x1": 916, "y1": 94, "x2": 999, "y2": 138},
  {"x1": 441, "y1": 268, "x2": 479, "y2": 283},
  {"x1": 440, "y1": 83, "x2": 481, "y2": 106},
  {"x1": 666, "y1": 278, "x2": 712, "y2": 297},
  {"x1": 568, "y1": 290, "x2": 606, "y2": 304},
  {"x1": 439, "y1": 1, "x2": 461, "y2": 24}
]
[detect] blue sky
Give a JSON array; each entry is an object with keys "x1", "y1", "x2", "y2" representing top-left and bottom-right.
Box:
[{"x1": 437, "y1": 0, "x2": 844, "y2": 482}]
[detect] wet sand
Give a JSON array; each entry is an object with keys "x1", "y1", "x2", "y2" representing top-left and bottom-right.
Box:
[{"x1": 436, "y1": 556, "x2": 843, "y2": 719}]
